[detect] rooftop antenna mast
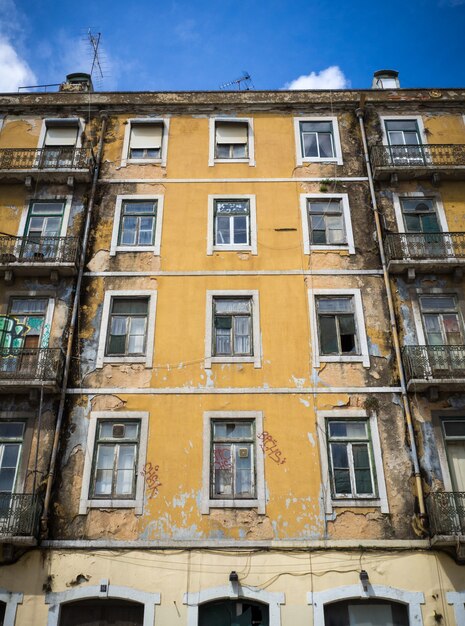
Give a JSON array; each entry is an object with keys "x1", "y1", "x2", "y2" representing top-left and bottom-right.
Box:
[
  {"x1": 87, "y1": 29, "x2": 104, "y2": 82},
  {"x1": 219, "y1": 71, "x2": 254, "y2": 91}
]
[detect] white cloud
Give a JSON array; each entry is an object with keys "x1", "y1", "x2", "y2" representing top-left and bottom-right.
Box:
[
  {"x1": 284, "y1": 66, "x2": 349, "y2": 90},
  {"x1": 0, "y1": 36, "x2": 36, "y2": 92}
]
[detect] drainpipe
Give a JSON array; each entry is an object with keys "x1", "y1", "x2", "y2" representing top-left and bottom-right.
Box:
[
  {"x1": 41, "y1": 114, "x2": 108, "y2": 536},
  {"x1": 356, "y1": 102, "x2": 426, "y2": 519}
]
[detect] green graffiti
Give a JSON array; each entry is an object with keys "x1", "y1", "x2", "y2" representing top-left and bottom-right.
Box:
[{"x1": 0, "y1": 315, "x2": 29, "y2": 353}]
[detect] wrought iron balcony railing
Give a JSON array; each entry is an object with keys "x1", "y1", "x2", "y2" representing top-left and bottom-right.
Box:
[
  {"x1": 0, "y1": 493, "x2": 42, "y2": 538},
  {"x1": 384, "y1": 232, "x2": 465, "y2": 264},
  {"x1": 0, "y1": 147, "x2": 94, "y2": 171},
  {"x1": 0, "y1": 235, "x2": 81, "y2": 266},
  {"x1": 402, "y1": 345, "x2": 465, "y2": 382},
  {"x1": 0, "y1": 348, "x2": 64, "y2": 384},
  {"x1": 427, "y1": 492, "x2": 465, "y2": 536},
  {"x1": 371, "y1": 144, "x2": 465, "y2": 169}
]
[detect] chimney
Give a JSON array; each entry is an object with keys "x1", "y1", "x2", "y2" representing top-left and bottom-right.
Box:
[
  {"x1": 372, "y1": 70, "x2": 400, "y2": 90},
  {"x1": 60, "y1": 73, "x2": 94, "y2": 93}
]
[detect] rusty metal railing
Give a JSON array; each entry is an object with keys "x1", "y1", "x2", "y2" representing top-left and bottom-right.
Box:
[
  {"x1": 0, "y1": 235, "x2": 81, "y2": 266},
  {"x1": 384, "y1": 232, "x2": 465, "y2": 263},
  {"x1": 427, "y1": 492, "x2": 465, "y2": 536},
  {"x1": 0, "y1": 147, "x2": 94, "y2": 171},
  {"x1": 0, "y1": 493, "x2": 42, "y2": 537},
  {"x1": 402, "y1": 345, "x2": 465, "y2": 382},
  {"x1": 370, "y1": 144, "x2": 465, "y2": 169},
  {"x1": 0, "y1": 348, "x2": 64, "y2": 383}
]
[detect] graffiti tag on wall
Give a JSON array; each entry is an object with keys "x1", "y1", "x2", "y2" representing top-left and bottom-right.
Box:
[
  {"x1": 0, "y1": 315, "x2": 29, "y2": 354},
  {"x1": 257, "y1": 431, "x2": 287, "y2": 465},
  {"x1": 141, "y1": 462, "x2": 162, "y2": 498}
]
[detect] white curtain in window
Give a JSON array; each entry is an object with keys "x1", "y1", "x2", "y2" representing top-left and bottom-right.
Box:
[
  {"x1": 348, "y1": 604, "x2": 394, "y2": 625},
  {"x1": 130, "y1": 124, "x2": 163, "y2": 148},
  {"x1": 45, "y1": 126, "x2": 78, "y2": 146},
  {"x1": 216, "y1": 123, "x2": 248, "y2": 144},
  {"x1": 448, "y1": 442, "x2": 465, "y2": 491}
]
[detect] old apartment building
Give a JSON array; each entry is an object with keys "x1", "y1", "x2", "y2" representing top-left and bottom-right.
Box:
[{"x1": 0, "y1": 70, "x2": 464, "y2": 624}]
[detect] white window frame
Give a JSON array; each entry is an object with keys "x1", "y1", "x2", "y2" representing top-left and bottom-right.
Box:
[
  {"x1": 308, "y1": 585, "x2": 425, "y2": 626},
  {"x1": 294, "y1": 116, "x2": 343, "y2": 166},
  {"x1": 79, "y1": 411, "x2": 149, "y2": 515},
  {"x1": 208, "y1": 117, "x2": 255, "y2": 167},
  {"x1": 121, "y1": 118, "x2": 169, "y2": 167},
  {"x1": 46, "y1": 583, "x2": 160, "y2": 626},
  {"x1": 300, "y1": 193, "x2": 355, "y2": 254},
  {"x1": 37, "y1": 117, "x2": 85, "y2": 149},
  {"x1": 380, "y1": 115, "x2": 427, "y2": 147},
  {"x1": 201, "y1": 411, "x2": 265, "y2": 514},
  {"x1": 96, "y1": 290, "x2": 157, "y2": 368},
  {"x1": 7, "y1": 294, "x2": 55, "y2": 349},
  {"x1": 205, "y1": 290, "x2": 261, "y2": 368},
  {"x1": 392, "y1": 191, "x2": 448, "y2": 234},
  {"x1": 16, "y1": 195, "x2": 73, "y2": 241},
  {"x1": 110, "y1": 194, "x2": 164, "y2": 256},
  {"x1": 447, "y1": 591, "x2": 465, "y2": 626},
  {"x1": 0, "y1": 588, "x2": 23, "y2": 626},
  {"x1": 432, "y1": 411, "x2": 465, "y2": 492},
  {"x1": 316, "y1": 409, "x2": 389, "y2": 515},
  {"x1": 207, "y1": 194, "x2": 257, "y2": 255},
  {"x1": 184, "y1": 585, "x2": 284, "y2": 626},
  {"x1": 308, "y1": 288, "x2": 370, "y2": 367}
]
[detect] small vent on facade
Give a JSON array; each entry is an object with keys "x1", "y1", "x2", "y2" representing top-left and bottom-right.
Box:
[
  {"x1": 238, "y1": 448, "x2": 249, "y2": 458},
  {"x1": 112, "y1": 424, "x2": 125, "y2": 439}
]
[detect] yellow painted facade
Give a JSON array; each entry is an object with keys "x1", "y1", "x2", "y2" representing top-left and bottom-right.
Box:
[{"x1": 0, "y1": 81, "x2": 465, "y2": 625}]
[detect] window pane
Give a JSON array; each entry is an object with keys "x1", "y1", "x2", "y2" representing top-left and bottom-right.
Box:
[
  {"x1": 0, "y1": 423, "x2": 24, "y2": 439},
  {"x1": 334, "y1": 469, "x2": 351, "y2": 494},
  {"x1": 215, "y1": 316, "x2": 232, "y2": 330},
  {"x1": 302, "y1": 133, "x2": 318, "y2": 157},
  {"x1": 215, "y1": 299, "x2": 250, "y2": 314},
  {"x1": 421, "y1": 297, "x2": 456, "y2": 311},
  {"x1": 215, "y1": 200, "x2": 249, "y2": 215},
  {"x1": 311, "y1": 230, "x2": 327, "y2": 244},
  {"x1": 301, "y1": 121, "x2": 333, "y2": 133},
  {"x1": 123, "y1": 202, "x2": 156, "y2": 215},
  {"x1": 0, "y1": 467, "x2": 16, "y2": 492},
  {"x1": 329, "y1": 421, "x2": 367, "y2": 439},
  {"x1": 94, "y1": 445, "x2": 115, "y2": 495},
  {"x1": 311, "y1": 215, "x2": 326, "y2": 231},
  {"x1": 127, "y1": 334, "x2": 145, "y2": 354},
  {"x1": 213, "y1": 422, "x2": 253, "y2": 439},
  {"x1": 318, "y1": 133, "x2": 334, "y2": 158},
  {"x1": 339, "y1": 314, "x2": 356, "y2": 335},
  {"x1": 10, "y1": 299, "x2": 47, "y2": 314},
  {"x1": 232, "y1": 144, "x2": 247, "y2": 158},
  {"x1": 120, "y1": 216, "x2": 137, "y2": 245},
  {"x1": 110, "y1": 317, "x2": 127, "y2": 336},
  {"x1": 115, "y1": 445, "x2": 135, "y2": 495},
  {"x1": 385, "y1": 120, "x2": 419, "y2": 132},
  {"x1": 308, "y1": 200, "x2": 341, "y2": 214},
  {"x1": 404, "y1": 214, "x2": 421, "y2": 232},
  {"x1": 1, "y1": 444, "x2": 20, "y2": 468},
  {"x1": 319, "y1": 316, "x2": 338, "y2": 354},
  {"x1": 216, "y1": 144, "x2": 230, "y2": 158},
  {"x1": 30, "y1": 202, "x2": 64, "y2": 215},
  {"x1": 444, "y1": 421, "x2": 465, "y2": 438},
  {"x1": 234, "y1": 317, "x2": 251, "y2": 354},
  {"x1": 215, "y1": 328, "x2": 231, "y2": 355},
  {"x1": 317, "y1": 297, "x2": 353, "y2": 313},
  {"x1": 215, "y1": 216, "x2": 231, "y2": 244},
  {"x1": 112, "y1": 299, "x2": 148, "y2": 315},
  {"x1": 233, "y1": 216, "x2": 248, "y2": 244},
  {"x1": 107, "y1": 334, "x2": 126, "y2": 355},
  {"x1": 331, "y1": 443, "x2": 349, "y2": 468},
  {"x1": 235, "y1": 444, "x2": 253, "y2": 496}
]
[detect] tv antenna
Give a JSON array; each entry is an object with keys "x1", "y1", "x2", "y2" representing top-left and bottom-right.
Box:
[
  {"x1": 86, "y1": 29, "x2": 104, "y2": 82},
  {"x1": 219, "y1": 71, "x2": 255, "y2": 91}
]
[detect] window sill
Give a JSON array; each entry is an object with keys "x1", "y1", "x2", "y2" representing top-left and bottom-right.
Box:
[
  {"x1": 213, "y1": 158, "x2": 253, "y2": 164},
  {"x1": 317, "y1": 355, "x2": 370, "y2": 368},
  {"x1": 212, "y1": 245, "x2": 255, "y2": 254},
  {"x1": 300, "y1": 157, "x2": 342, "y2": 165},
  {"x1": 203, "y1": 498, "x2": 265, "y2": 514},
  {"x1": 122, "y1": 158, "x2": 163, "y2": 166},
  {"x1": 80, "y1": 498, "x2": 143, "y2": 515},
  {"x1": 99, "y1": 356, "x2": 151, "y2": 368},
  {"x1": 206, "y1": 356, "x2": 261, "y2": 369},
  {"x1": 307, "y1": 245, "x2": 353, "y2": 255},
  {"x1": 111, "y1": 246, "x2": 159, "y2": 256},
  {"x1": 329, "y1": 498, "x2": 387, "y2": 515}
]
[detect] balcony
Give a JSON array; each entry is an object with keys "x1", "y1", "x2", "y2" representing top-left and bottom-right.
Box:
[
  {"x1": 0, "y1": 147, "x2": 94, "y2": 184},
  {"x1": 370, "y1": 144, "x2": 465, "y2": 184},
  {"x1": 384, "y1": 232, "x2": 465, "y2": 278},
  {"x1": 402, "y1": 345, "x2": 465, "y2": 393},
  {"x1": 0, "y1": 235, "x2": 81, "y2": 280},
  {"x1": 0, "y1": 347, "x2": 64, "y2": 393},
  {"x1": 427, "y1": 492, "x2": 465, "y2": 561},
  {"x1": 0, "y1": 493, "x2": 41, "y2": 544}
]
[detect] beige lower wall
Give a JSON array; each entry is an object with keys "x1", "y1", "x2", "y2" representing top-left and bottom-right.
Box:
[{"x1": 1, "y1": 547, "x2": 464, "y2": 625}]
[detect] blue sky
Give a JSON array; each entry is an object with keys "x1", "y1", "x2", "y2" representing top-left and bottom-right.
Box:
[{"x1": 1, "y1": 0, "x2": 464, "y2": 92}]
